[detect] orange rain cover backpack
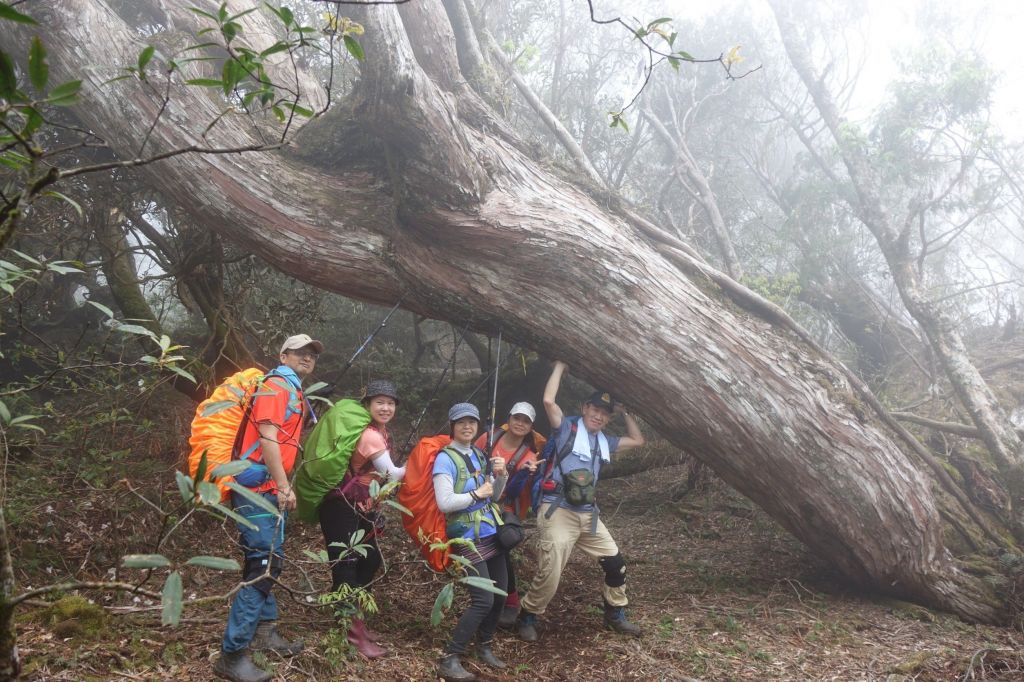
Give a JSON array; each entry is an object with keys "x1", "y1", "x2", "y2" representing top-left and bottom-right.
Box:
[
  {"x1": 397, "y1": 434, "x2": 453, "y2": 572},
  {"x1": 186, "y1": 368, "x2": 266, "y2": 501}
]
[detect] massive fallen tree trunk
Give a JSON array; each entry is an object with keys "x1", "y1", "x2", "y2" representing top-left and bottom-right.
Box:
[{"x1": 11, "y1": 0, "x2": 1022, "y2": 624}]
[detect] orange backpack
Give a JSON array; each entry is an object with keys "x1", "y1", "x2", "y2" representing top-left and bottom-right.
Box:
[
  {"x1": 397, "y1": 434, "x2": 453, "y2": 572},
  {"x1": 186, "y1": 368, "x2": 267, "y2": 501}
]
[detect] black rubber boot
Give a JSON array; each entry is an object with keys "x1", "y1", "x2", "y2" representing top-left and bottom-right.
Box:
[
  {"x1": 603, "y1": 603, "x2": 642, "y2": 637},
  {"x1": 437, "y1": 653, "x2": 476, "y2": 681},
  {"x1": 251, "y1": 621, "x2": 304, "y2": 656},
  {"x1": 516, "y1": 610, "x2": 539, "y2": 642},
  {"x1": 212, "y1": 648, "x2": 273, "y2": 682},
  {"x1": 497, "y1": 603, "x2": 520, "y2": 629},
  {"x1": 475, "y1": 642, "x2": 507, "y2": 669}
]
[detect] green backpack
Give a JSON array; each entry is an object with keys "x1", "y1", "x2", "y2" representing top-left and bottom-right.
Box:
[{"x1": 294, "y1": 399, "x2": 371, "y2": 522}]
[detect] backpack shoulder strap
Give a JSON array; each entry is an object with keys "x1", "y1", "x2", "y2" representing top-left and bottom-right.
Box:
[{"x1": 508, "y1": 442, "x2": 530, "y2": 471}]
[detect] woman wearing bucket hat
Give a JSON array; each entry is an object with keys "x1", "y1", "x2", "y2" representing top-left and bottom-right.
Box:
[
  {"x1": 318, "y1": 379, "x2": 405, "y2": 659},
  {"x1": 433, "y1": 402, "x2": 510, "y2": 681},
  {"x1": 474, "y1": 402, "x2": 542, "y2": 628}
]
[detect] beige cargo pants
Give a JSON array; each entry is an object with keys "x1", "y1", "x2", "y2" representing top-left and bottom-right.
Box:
[{"x1": 520, "y1": 503, "x2": 627, "y2": 615}]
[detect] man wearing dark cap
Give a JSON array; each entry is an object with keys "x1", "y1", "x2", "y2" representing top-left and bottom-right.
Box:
[
  {"x1": 214, "y1": 333, "x2": 323, "y2": 682},
  {"x1": 517, "y1": 360, "x2": 644, "y2": 642}
]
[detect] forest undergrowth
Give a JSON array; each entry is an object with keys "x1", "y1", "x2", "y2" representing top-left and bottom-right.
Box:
[{"x1": 10, "y1": 410, "x2": 1024, "y2": 681}]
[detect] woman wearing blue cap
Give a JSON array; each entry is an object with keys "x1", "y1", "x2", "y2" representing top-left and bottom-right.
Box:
[
  {"x1": 433, "y1": 402, "x2": 509, "y2": 681},
  {"x1": 318, "y1": 379, "x2": 406, "y2": 659}
]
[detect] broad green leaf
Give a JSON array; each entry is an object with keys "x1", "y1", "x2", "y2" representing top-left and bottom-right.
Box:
[
  {"x1": 45, "y1": 262, "x2": 83, "y2": 275},
  {"x1": 12, "y1": 422, "x2": 44, "y2": 433},
  {"x1": 210, "y1": 459, "x2": 252, "y2": 479},
  {"x1": 28, "y1": 36, "x2": 47, "y2": 90},
  {"x1": 166, "y1": 365, "x2": 197, "y2": 385},
  {"x1": 458, "y1": 575, "x2": 508, "y2": 597},
  {"x1": 140, "y1": 355, "x2": 159, "y2": 364},
  {"x1": 175, "y1": 470, "x2": 194, "y2": 503},
  {"x1": 209, "y1": 502, "x2": 258, "y2": 530},
  {"x1": 259, "y1": 42, "x2": 290, "y2": 59},
  {"x1": 447, "y1": 553, "x2": 472, "y2": 568},
  {"x1": 368, "y1": 479, "x2": 380, "y2": 499},
  {"x1": 8, "y1": 414, "x2": 39, "y2": 425},
  {"x1": 349, "y1": 528, "x2": 365, "y2": 546},
  {"x1": 46, "y1": 79, "x2": 82, "y2": 106},
  {"x1": 0, "y1": 49, "x2": 16, "y2": 101},
  {"x1": 122, "y1": 553, "x2": 171, "y2": 569},
  {"x1": 0, "y1": 400, "x2": 8, "y2": 423},
  {"x1": 10, "y1": 250, "x2": 40, "y2": 266},
  {"x1": 225, "y1": 481, "x2": 281, "y2": 517},
  {"x1": 197, "y1": 480, "x2": 221, "y2": 505},
  {"x1": 196, "y1": 449, "x2": 209, "y2": 482},
  {"x1": 87, "y1": 300, "x2": 115, "y2": 318},
  {"x1": 383, "y1": 499, "x2": 412, "y2": 516},
  {"x1": 343, "y1": 35, "x2": 364, "y2": 61},
  {"x1": 302, "y1": 549, "x2": 328, "y2": 563},
  {"x1": 112, "y1": 323, "x2": 158, "y2": 339},
  {"x1": 161, "y1": 571, "x2": 183, "y2": 626},
  {"x1": 305, "y1": 381, "x2": 329, "y2": 395},
  {"x1": 185, "y1": 78, "x2": 224, "y2": 88},
  {"x1": 187, "y1": 7, "x2": 218, "y2": 21},
  {"x1": 271, "y1": 105, "x2": 285, "y2": 122},
  {"x1": 201, "y1": 400, "x2": 238, "y2": 417},
  {"x1": 430, "y1": 583, "x2": 454, "y2": 626},
  {"x1": 138, "y1": 45, "x2": 155, "y2": 73},
  {"x1": 226, "y1": 6, "x2": 258, "y2": 23},
  {"x1": 0, "y1": 3, "x2": 37, "y2": 24},
  {"x1": 185, "y1": 555, "x2": 240, "y2": 571}
]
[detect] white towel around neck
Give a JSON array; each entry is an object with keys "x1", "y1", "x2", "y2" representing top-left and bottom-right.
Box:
[{"x1": 572, "y1": 419, "x2": 610, "y2": 463}]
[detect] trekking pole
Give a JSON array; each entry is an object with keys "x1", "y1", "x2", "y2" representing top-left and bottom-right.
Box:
[
  {"x1": 336, "y1": 296, "x2": 405, "y2": 384},
  {"x1": 486, "y1": 329, "x2": 502, "y2": 482},
  {"x1": 487, "y1": 329, "x2": 502, "y2": 451},
  {"x1": 399, "y1": 323, "x2": 469, "y2": 458}
]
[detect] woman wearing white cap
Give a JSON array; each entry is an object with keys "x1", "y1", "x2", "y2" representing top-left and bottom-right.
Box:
[
  {"x1": 474, "y1": 402, "x2": 541, "y2": 628},
  {"x1": 433, "y1": 402, "x2": 509, "y2": 681}
]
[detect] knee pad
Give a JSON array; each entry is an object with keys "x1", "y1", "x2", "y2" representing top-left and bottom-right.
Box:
[
  {"x1": 243, "y1": 554, "x2": 283, "y2": 595},
  {"x1": 598, "y1": 553, "x2": 626, "y2": 588}
]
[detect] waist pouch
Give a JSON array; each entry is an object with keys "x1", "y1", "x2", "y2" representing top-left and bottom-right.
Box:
[
  {"x1": 496, "y1": 510, "x2": 524, "y2": 550},
  {"x1": 563, "y1": 468, "x2": 596, "y2": 506},
  {"x1": 233, "y1": 463, "x2": 269, "y2": 488}
]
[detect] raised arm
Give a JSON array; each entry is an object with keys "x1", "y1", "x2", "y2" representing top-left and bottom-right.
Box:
[
  {"x1": 614, "y1": 408, "x2": 645, "y2": 453},
  {"x1": 542, "y1": 361, "x2": 567, "y2": 429}
]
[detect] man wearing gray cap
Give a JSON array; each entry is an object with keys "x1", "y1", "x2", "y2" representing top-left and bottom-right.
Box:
[{"x1": 214, "y1": 334, "x2": 323, "y2": 682}]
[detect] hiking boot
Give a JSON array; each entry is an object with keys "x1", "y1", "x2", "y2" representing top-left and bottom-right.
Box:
[
  {"x1": 348, "y1": 620, "x2": 387, "y2": 659},
  {"x1": 212, "y1": 648, "x2": 273, "y2": 682},
  {"x1": 354, "y1": 614, "x2": 382, "y2": 643},
  {"x1": 517, "y1": 611, "x2": 538, "y2": 642},
  {"x1": 603, "y1": 603, "x2": 642, "y2": 637},
  {"x1": 497, "y1": 603, "x2": 520, "y2": 629},
  {"x1": 475, "y1": 642, "x2": 507, "y2": 669},
  {"x1": 251, "y1": 621, "x2": 304, "y2": 656},
  {"x1": 437, "y1": 653, "x2": 476, "y2": 681}
]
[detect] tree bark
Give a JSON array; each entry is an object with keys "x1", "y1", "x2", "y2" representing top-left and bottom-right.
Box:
[{"x1": 9, "y1": 0, "x2": 1022, "y2": 624}]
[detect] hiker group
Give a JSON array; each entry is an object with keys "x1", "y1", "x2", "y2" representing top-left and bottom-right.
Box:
[{"x1": 189, "y1": 334, "x2": 645, "y2": 682}]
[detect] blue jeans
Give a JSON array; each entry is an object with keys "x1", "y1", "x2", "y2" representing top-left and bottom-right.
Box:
[{"x1": 221, "y1": 491, "x2": 286, "y2": 653}]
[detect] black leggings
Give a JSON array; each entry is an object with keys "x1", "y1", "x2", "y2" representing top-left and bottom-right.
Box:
[
  {"x1": 447, "y1": 551, "x2": 508, "y2": 654},
  {"x1": 318, "y1": 496, "x2": 382, "y2": 592}
]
